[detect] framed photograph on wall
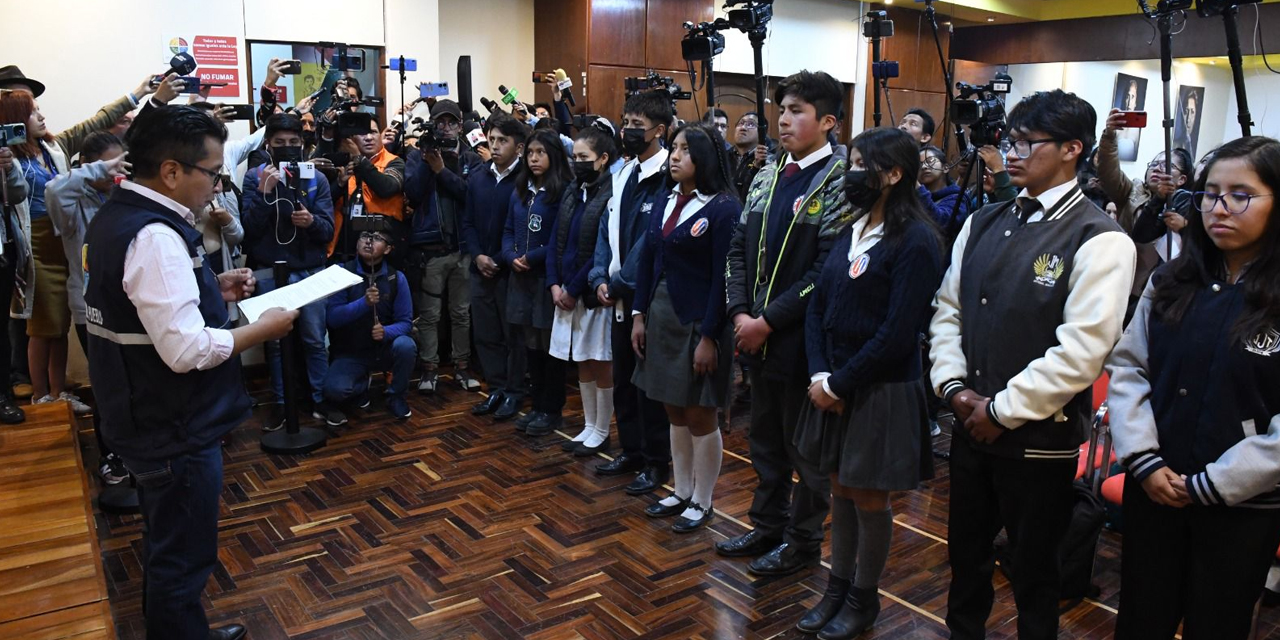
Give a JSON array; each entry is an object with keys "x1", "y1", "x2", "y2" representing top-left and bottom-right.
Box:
[
  {"x1": 1174, "y1": 85, "x2": 1205, "y2": 159},
  {"x1": 1111, "y1": 73, "x2": 1148, "y2": 162}
]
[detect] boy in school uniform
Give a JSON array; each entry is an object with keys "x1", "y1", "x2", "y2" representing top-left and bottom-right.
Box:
[
  {"x1": 929, "y1": 90, "x2": 1136, "y2": 640},
  {"x1": 720, "y1": 70, "x2": 853, "y2": 577}
]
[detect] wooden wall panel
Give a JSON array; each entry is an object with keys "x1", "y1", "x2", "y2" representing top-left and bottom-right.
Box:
[
  {"x1": 533, "y1": 0, "x2": 590, "y2": 108},
  {"x1": 586, "y1": 65, "x2": 704, "y2": 126},
  {"x1": 646, "y1": 0, "x2": 715, "y2": 73},
  {"x1": 589, "y1": 0, "x2": 647, "y2": 68}
]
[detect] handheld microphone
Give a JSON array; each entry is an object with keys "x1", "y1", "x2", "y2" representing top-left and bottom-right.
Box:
[
  {"x1": 154, "y1": 52, "x2": 197, "y2": 87},
  {"x1": 553, "y1": 69, "x2": 576, "y2": 106},
  {"x1": 480, "y1": 97, "x2": 505, "y2": 114},
  {"x1": 498, "y1": 85, "x2": 519, "y2": 106}
]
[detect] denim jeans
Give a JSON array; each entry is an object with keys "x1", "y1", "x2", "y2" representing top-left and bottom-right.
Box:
[
  {"x1": 323, "y1": 335, "x2": 416, "y2": 401},
  {"x1": 257, "y1": 268, "x2": 329, "y2": 405},
  {"x1": 121, "y1": 443, "x2": 224, "y2": 640}
]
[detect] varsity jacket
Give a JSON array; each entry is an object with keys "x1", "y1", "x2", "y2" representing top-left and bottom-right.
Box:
[
  {"x1": 930, "y1": 184, "x2": 1137, "y2": 459},
  {"x1": 1109, "y1": 277, "x2": 1280, "y2": 508},
  {"x1": 725, "y1": 145, "x2": 853, "y2": 381}
]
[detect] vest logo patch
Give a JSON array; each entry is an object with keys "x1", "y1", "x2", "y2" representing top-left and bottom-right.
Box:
[
  {"x1": 1245, "y1": 327, "x2": 1280, "y2": 356},
  {"x1": 1032, "y1": 253, "x2": 1065, "y2": 288},
  {"x1": 641, "y1": 203, "x2": 653, "y2": 214},
  {"x1": 793, "y1": 196, "x2": 805, "y2": 214},
  {"x1": 807, "y1": 200, "x2": 822, "y2": 216},
  {"x1": 690, "y1": 217, "x2": 709, "y2": 238},
  {"x1": 849, "y1": 254, "x2": 870, "y2": 279},
  {"x1": 528, "y1": 214, "x2": 542, "y2": 232}
]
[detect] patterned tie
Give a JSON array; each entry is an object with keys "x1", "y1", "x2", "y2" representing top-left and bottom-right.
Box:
[
  {"x1": 782, "y1": 162, "x2": 801, "y2": 180},
  {"x1": 663, "y1": 193, "x2": 696, "y2": 237},
  {"x1": 1017, "y1": 196, "x2": 1042, "y2": 225}
]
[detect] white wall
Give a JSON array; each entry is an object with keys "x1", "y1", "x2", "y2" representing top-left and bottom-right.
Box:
[
  {"x1": 1227, "y1": 70, "x2": 1280, "y2": 140},
  {"x1": 437, "y1": 0, "x2": 536, "y2": 117},
  {"x1": 1005, "y1": 59, "x2": 1233, "y2": 177}
]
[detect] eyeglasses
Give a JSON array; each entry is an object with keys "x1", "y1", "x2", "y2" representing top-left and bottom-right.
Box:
[
  {"x1": 176, "y1": 160, "x2": 222, "y2": 186},
  {"x1": 1193, "y1": 191, "x2": 1274, "y2": 215},
  {"x1": 1007, "y1": 138, "x2": 1057, "y2": 158},
  {"x1": 737, "y1": 120, "x2": 758, "y2": 129},
  {"x1": 921, "y1": 159, "x2": 944, "y2": 170},
  {"x1": 359, "y1": 231, "x2": 389, "y2": 243}
]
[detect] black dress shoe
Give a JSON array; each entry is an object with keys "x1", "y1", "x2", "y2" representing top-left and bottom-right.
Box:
[
  {"x1": 514, "y1": 411, "x2": 543, "y2": 433},
  {"x1": 525, "y1": 413, "x2": 562, "y2": 436},
  {"x1": 494, "y1": 395, "x2": 522, "y2": 421},
  {"x1": 624, "y1": 465, "x2": 669, "y2": 495},
  {"x1": 748, "y1": 542, "x2": 821, "y2": 577},
  {"x1": 561, "y1": 437, "x2": 584, "y2": 452},
  {"x1": 645, "y1": 495, "x2": 689, "y2": 518},
  {"x1": 595, "y1": 453, "x2": 645, "y2": 476},
  {"x1": 472, "y1": 393, "x2": 504, "y2": 416},
  {"x1": 209, "y1": 624, "x2": 247, "y2": 640},
  {"x1": 817, "y1": 585, "x2": 880, "y2": 640},
  {"x1": 797, "y1": 575, "x2": 851, "y2": 634},
  {"x1": 573, "y1": 436, "x2": 609, "y2": 457},
  {"x1": 671, "y1": 502, "x2": 714, "y2": 533},
  {"x1": 715, "y1": 529, "x2": 783, "y2": 558},
  {"x1": 0, "y1": 396, "x2": 25, "y2": 424}
]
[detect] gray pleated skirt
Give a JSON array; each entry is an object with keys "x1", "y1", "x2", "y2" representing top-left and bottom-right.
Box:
[
  {"x1": 632, "y1": 280, "x2": 734, "y2": 409},
  {"x1": 506, "y1": 269, "x2": 554, "y2": 330},
  {"x1": 793, "y1": 378, "x2": 935, "y2": 491}
]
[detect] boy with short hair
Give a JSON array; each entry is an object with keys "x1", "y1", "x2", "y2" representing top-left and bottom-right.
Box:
[{"x1": 899, "y1": 108, "x2": 935, "y2": 146}]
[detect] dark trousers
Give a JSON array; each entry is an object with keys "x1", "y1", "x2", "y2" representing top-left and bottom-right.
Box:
[
  {"x1": 122, "y1": 442, "x2": 224, "y2": 640},
  {"x1": 946, "y1": 434, "x2": 1077, "y2": 640},
  {"x1": 470, "y1": 273, "x2": 526, "y2": 398},
  {"x1": 746, "y1": 370, "x2": 829, "y2": 551},
  {"x1": 323, "y1": 336, "x2": 417, "y2": 401},
  {"x1": 526, "y1": 325, "x2": 566, "y2": 414},
  {"x1": 611, "y1": 313, "x2": 670, "y2": 465},
  {"x1": 74, "y1": 323, "x2": 111, "y2": 458},
  {"x1": 1116, "y1": 475, "x2": 1280, "y2": 640}
]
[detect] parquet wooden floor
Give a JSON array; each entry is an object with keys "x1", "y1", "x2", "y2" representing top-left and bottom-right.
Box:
[{"x1": 78, "y1": 372, "x2": 1280, "y2": 639}]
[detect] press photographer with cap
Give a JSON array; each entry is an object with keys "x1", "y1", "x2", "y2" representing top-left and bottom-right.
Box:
[
  {"x1": 83, "y1": 104, "x2": 297, "y2": 640},
  {"x1": 403, "y1": 99, "x2": 484, "y2": 394}
]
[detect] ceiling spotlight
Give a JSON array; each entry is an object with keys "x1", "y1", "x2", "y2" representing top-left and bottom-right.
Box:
[
  {"x1": 986, "y1": 16, "x2": 996, "y2": 22},
  {"x1": 1209, "y1": 60, "x2": 1217, "y2": 65},
  {"x1": 885, "y1": 0, "x2": 894, "y2": 4}
]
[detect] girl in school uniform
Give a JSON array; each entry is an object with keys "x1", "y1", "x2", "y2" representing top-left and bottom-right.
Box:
[
  {"x1": 502, "y1": 129, "x2": 574, "y2": 438},
  {"x1": 631, "y1": 122, "x2": 740, "y2": 533},
  {"x1": 548, "y1": 127, "x2": 617, "y2": 456},
  {"x1": 792, "y1": 127, "x2": 943, "y2": 639},
  {"x1": 1109, "y1": 135, "x2": 1280, "y2": 640}
]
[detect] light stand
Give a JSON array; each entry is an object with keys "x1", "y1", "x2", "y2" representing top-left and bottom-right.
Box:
[
  {"x1": 1213, "y1": 4, "x2": 1255, "y2": 136},
  {"x1": 748, "y1": 28, "x2": 769, "y2": 140},
  {"x1": 260, "y1": 260, "x2": 327, "y2": 455},
  {"x1": 1140, "y1": 0, "x2": 1188, "y2": 260},
  {"x1": 922, "y1": 0, "x2": 957, "y2": 155},
  {"x1": 863, "y1": 11, "x2": 895, "y2": 128}
]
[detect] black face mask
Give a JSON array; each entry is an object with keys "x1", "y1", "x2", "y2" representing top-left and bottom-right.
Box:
[
  {"x1": 302, "y1": 130, "x2": 317, "y2": 146},
  {"x1": 621, "y1": 127, "x2": 650, "y2": 156},
  {"x1": 842, "y1": 169, "x2": 883, "y2": 211},
  {"x1": 572, "y1": 160, "x2": 600, "y2": 184},
  {"x1": 271, "y1": 145, "x2": 304, "y2": 163}
]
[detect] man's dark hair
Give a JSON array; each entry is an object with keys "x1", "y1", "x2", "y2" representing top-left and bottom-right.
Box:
[
  {"x1": 906, "y1": 108, "x2": 935, "y2": 140},
  {"x1": 188, "y1": 101, "x2": 217, "y2": 113},
  {"x1": 81, "y1": 131, "x2": 124, "y2": 162},
  {"x1": 532, "y1": 102, "x2": 553, "y2": 115},
  {"x1": 703, "y1": 108, "x2": 728, "y2": 122},
  {"x1": 126, "y1": 105, "x2": 228, "y2": 179},
  {"x1": 738, "y1": 111, "x2": 759, "y2": 123},
  {"x1": 622, "y1": 90, "x2": 674, "y2": 129},
  {"x1": 574, "y1": 126, "x2": 618, "y2": 166},
  {"x1": 1006, "y1": 89, "x2": 1097, "y2": 170},
  {"x1": 774, "y1": 70, "x2": 844, "y2": 121},
  {"x1": 265, "y1": 113, "x2": 304, "y2": 141},
  {"x1": 485, "y1": 114, "x2": 529, "y2": 144}
]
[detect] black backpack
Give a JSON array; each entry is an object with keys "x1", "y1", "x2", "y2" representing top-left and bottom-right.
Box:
[{"x1": 995, "y1": 478, "x2": 1105, "y2": 605}]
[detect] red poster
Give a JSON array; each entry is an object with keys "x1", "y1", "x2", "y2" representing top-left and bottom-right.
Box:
[
  {"x1": 197, "y1": 69, "x2": 240, "y2": 98},
  {"x1": 193, "y1": 35, "x2": 238, "y2": 66}
]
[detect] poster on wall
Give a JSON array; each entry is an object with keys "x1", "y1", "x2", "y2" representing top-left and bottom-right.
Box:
[
  {"x1": 1174, "y1": 85, "x2": 1204, "y2": 159},
  {"x1": 163, "y1": 35, "x2": 240, "y2": 67},
  {"x1": 1111, "y1": 73, "x2": 1148, "y2": 162}
]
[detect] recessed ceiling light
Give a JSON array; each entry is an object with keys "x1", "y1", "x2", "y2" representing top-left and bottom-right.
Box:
[
  {"x1": 885, "y1": 0, "x2": 894, "y2": 4},
  {"x1": 987, "y1": 17, "x2": 996, "y2": 22},
  {"x1": 1209, "y1": 60, "x2": 1217, "y2": 65}
]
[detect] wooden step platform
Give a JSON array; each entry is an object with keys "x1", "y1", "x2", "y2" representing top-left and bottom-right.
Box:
[{"x1": 0, "y1": 403, "x2": 114, "y2": 640}]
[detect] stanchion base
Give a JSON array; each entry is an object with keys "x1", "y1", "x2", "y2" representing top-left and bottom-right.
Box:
[
  {"x1": 98, "y1": 484, "x2": 141, "y2": 514},
  {"x1": 261, "y1": 427, "x2": 328, "y2": 455}
]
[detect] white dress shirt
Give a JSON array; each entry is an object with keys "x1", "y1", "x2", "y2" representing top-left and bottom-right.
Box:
[
  {"x1": 607, "y1": 147, "x2": 670, "y2": 276},
  {"x1": 1016, "y1": 177, "x2": 1078, "y2": 224},
  {"x1": 492, "y1": 157, "x2": 520, "y2": 182},
  {"x1": 119, "y1": 181, "x2": 234, "y2": 374},
  {"x1": 661, "y1": 186, "x2": 715, "y2": 229},
  {"x1": 786, "y1": 143, "x2": 834, "y2": 171},
  {"x1": 811, "y1": 214, "x2": 885, "y2": 399}
]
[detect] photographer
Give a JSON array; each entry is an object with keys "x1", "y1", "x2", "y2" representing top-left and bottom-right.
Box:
[
  {"x1": 960, "y1": 144, "x2": 1016, "y2": 211},
  {"x1": 329, "y1": 113, "x2": 406, "y2": 261},
  {"x1": 403, "y1": 99, "x2": 484, "y2": 393},
  {"x1": 729, "y1": 112, "x2": 769, "y2": 202},
  {"x1": 241, "y1": 114, "x2": 336, "y2": 430}
]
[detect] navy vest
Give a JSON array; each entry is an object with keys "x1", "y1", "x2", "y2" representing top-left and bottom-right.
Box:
[{"x1": 84, "y1": 188, "x2": 251, "y2": 461}]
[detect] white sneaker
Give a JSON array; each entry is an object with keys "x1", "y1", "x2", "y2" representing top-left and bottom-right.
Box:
[
  {"x1": 33, "y1": 394, "x2": 56, "y2": 405},
  {"x1": 59, "y1": 392, "x2": 92, "y2": 415},
  {"x1": 930, "y1": 420, "x2": 942, "y2": 438},
  {"x1": 417, "y1": 371, "x2": 438, "y2": 394}
]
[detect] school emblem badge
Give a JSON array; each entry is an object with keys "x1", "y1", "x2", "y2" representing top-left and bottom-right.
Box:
[
  {"x1": 1245, "y1": 327, "x2": 1280, "y2": 356},
  {"x1": 690, "y1": 217, "x2": 709, "y2": 237},
  {"x1": 807, "y1": 199, "x2": 822, "y2": 216},
  {"x1": 528, "y1": 214, "x2": 542, "y2": 232},
  {"x1": 849, "y1": 254, "x2": 870, "y2": 279},
  {"x1": 793, "y1": 196, "x2": 805, "y2": 214},
  {"x1": 641, "y1": 202, "x2": 653, "y2": 214},
  {"x1": 1032, "y1": 253, "x2": 1065, "y2": 287}
]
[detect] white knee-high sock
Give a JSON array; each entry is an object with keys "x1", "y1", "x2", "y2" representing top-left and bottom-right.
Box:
[
  {"x1": 573, "y1": 380, "x2": 598, "y2": 442},
  {"x1": 679, "y1": 428, "x2": 723, "y2": 520},
  {"x1": 583, "y1": 385, "x2": 614, "y2": 448},
  {"x1": 659, "y1": 425, "x2": 693, "y2": 507}
]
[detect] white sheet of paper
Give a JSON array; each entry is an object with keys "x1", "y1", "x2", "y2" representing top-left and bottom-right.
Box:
[{"x1": 238, "y1": 264, "x2": 363, "y2": 324}]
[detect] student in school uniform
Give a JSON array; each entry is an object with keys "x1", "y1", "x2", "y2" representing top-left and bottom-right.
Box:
[
  {"x1": 548, "y1": 127, "x2": 616, "y2": 456},
  {"x1": 917, "y1": 145, "x2": 969, "y2": 239},
  {"x1": 502, "y1": 129, "x2": 574, "y2": 437},
  {"x1": 929, "y1": 90, "x2": 1136, "y2": 640},
  {"x1": 791, "y1": 127, "x2": 943, "y2": 638},
  {"x1": 1108, "y1": 135, "x2": 1280, "y2": 640},
  {"x1": 631, "y1": 122, "x2": 741, "y2": 533}
]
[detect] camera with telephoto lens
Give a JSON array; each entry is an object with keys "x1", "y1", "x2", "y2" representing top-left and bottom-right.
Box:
[
  {"x1": 414, "y1": 121, "x2": 458, "y2": 152},
  {"x1": 725, "y1": 0, "x2": 773, "y2": 31},
  {"x1": 681, "y1": 21, "x2": 726, "y2": 62},
  {"x1": 624, "y1": 72, "x2": 692, "y2": 101},
  {"x1": 0, "y1": 123, "x2": 27, "y2": 147},
  {"x1": 951, "y1": 72, "x2": 1012, "y2": 147}
]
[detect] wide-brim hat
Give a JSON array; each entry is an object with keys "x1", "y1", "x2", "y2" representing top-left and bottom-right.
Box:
[{"x1": 0, "y1": 66, "x2": 45, "y2": 97}]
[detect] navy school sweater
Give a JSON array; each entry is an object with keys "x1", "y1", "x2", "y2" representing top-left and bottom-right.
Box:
[
  {"x1": 462, "y1": 161, "x2": 520, "y2": 273},
  {"x1": 501, "y1": 187, "x2": 562, "y2": 273}
]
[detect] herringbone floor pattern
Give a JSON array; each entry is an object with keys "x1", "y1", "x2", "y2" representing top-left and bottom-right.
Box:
[{"x1": 83, "y1": 372, "x2": 1280, "y2": 639}]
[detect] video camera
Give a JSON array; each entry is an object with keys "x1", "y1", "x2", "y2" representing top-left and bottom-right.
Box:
[
  {"x1": 951, "y1": 72, "x2": 1012, "y2": 147},
  {"x1": 349, "y1": 213, "x2": 393, "y2": 234},
  {"x1": 725, "y1": 0, "x2": 773, "y2": 31},
  {"x1": 682, "y1": 22, "x2": 726, "y2": 62},
  {"x1": 0, "y1": 123, "x2": 27, "y2": 147},
  {"x1": 414, "y1": 121, "x2": 458, "y2": 152},
  {"x1": 624, "y1": 71, "x2": 692, "y2": 101}
]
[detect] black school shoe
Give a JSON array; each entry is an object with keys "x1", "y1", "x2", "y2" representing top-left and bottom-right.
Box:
[
  {"x1": 595, "y1": 453, "x2": 645, "y2": 476},
  {"x1": 494, "y1": 395, "x2": 522, "y2": 420},
  {"x1": 472, "y1": 393, "x2": 504, "y2": 416},
  {"x1": 671, "y1": 502, "x2": 713, "y2": 533},
  {"x1": 573, "y1": 435, "x2": 609, "y2": 457},
  {"x1": 644, "y1": 495, "x2": 689, "y2": 518},
  {"x1": 748, "y1": 542, "x2": 821, "y2": 577},
  {"x1": 525, "y1": 413, "x2": 562, "y2": 437}
]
